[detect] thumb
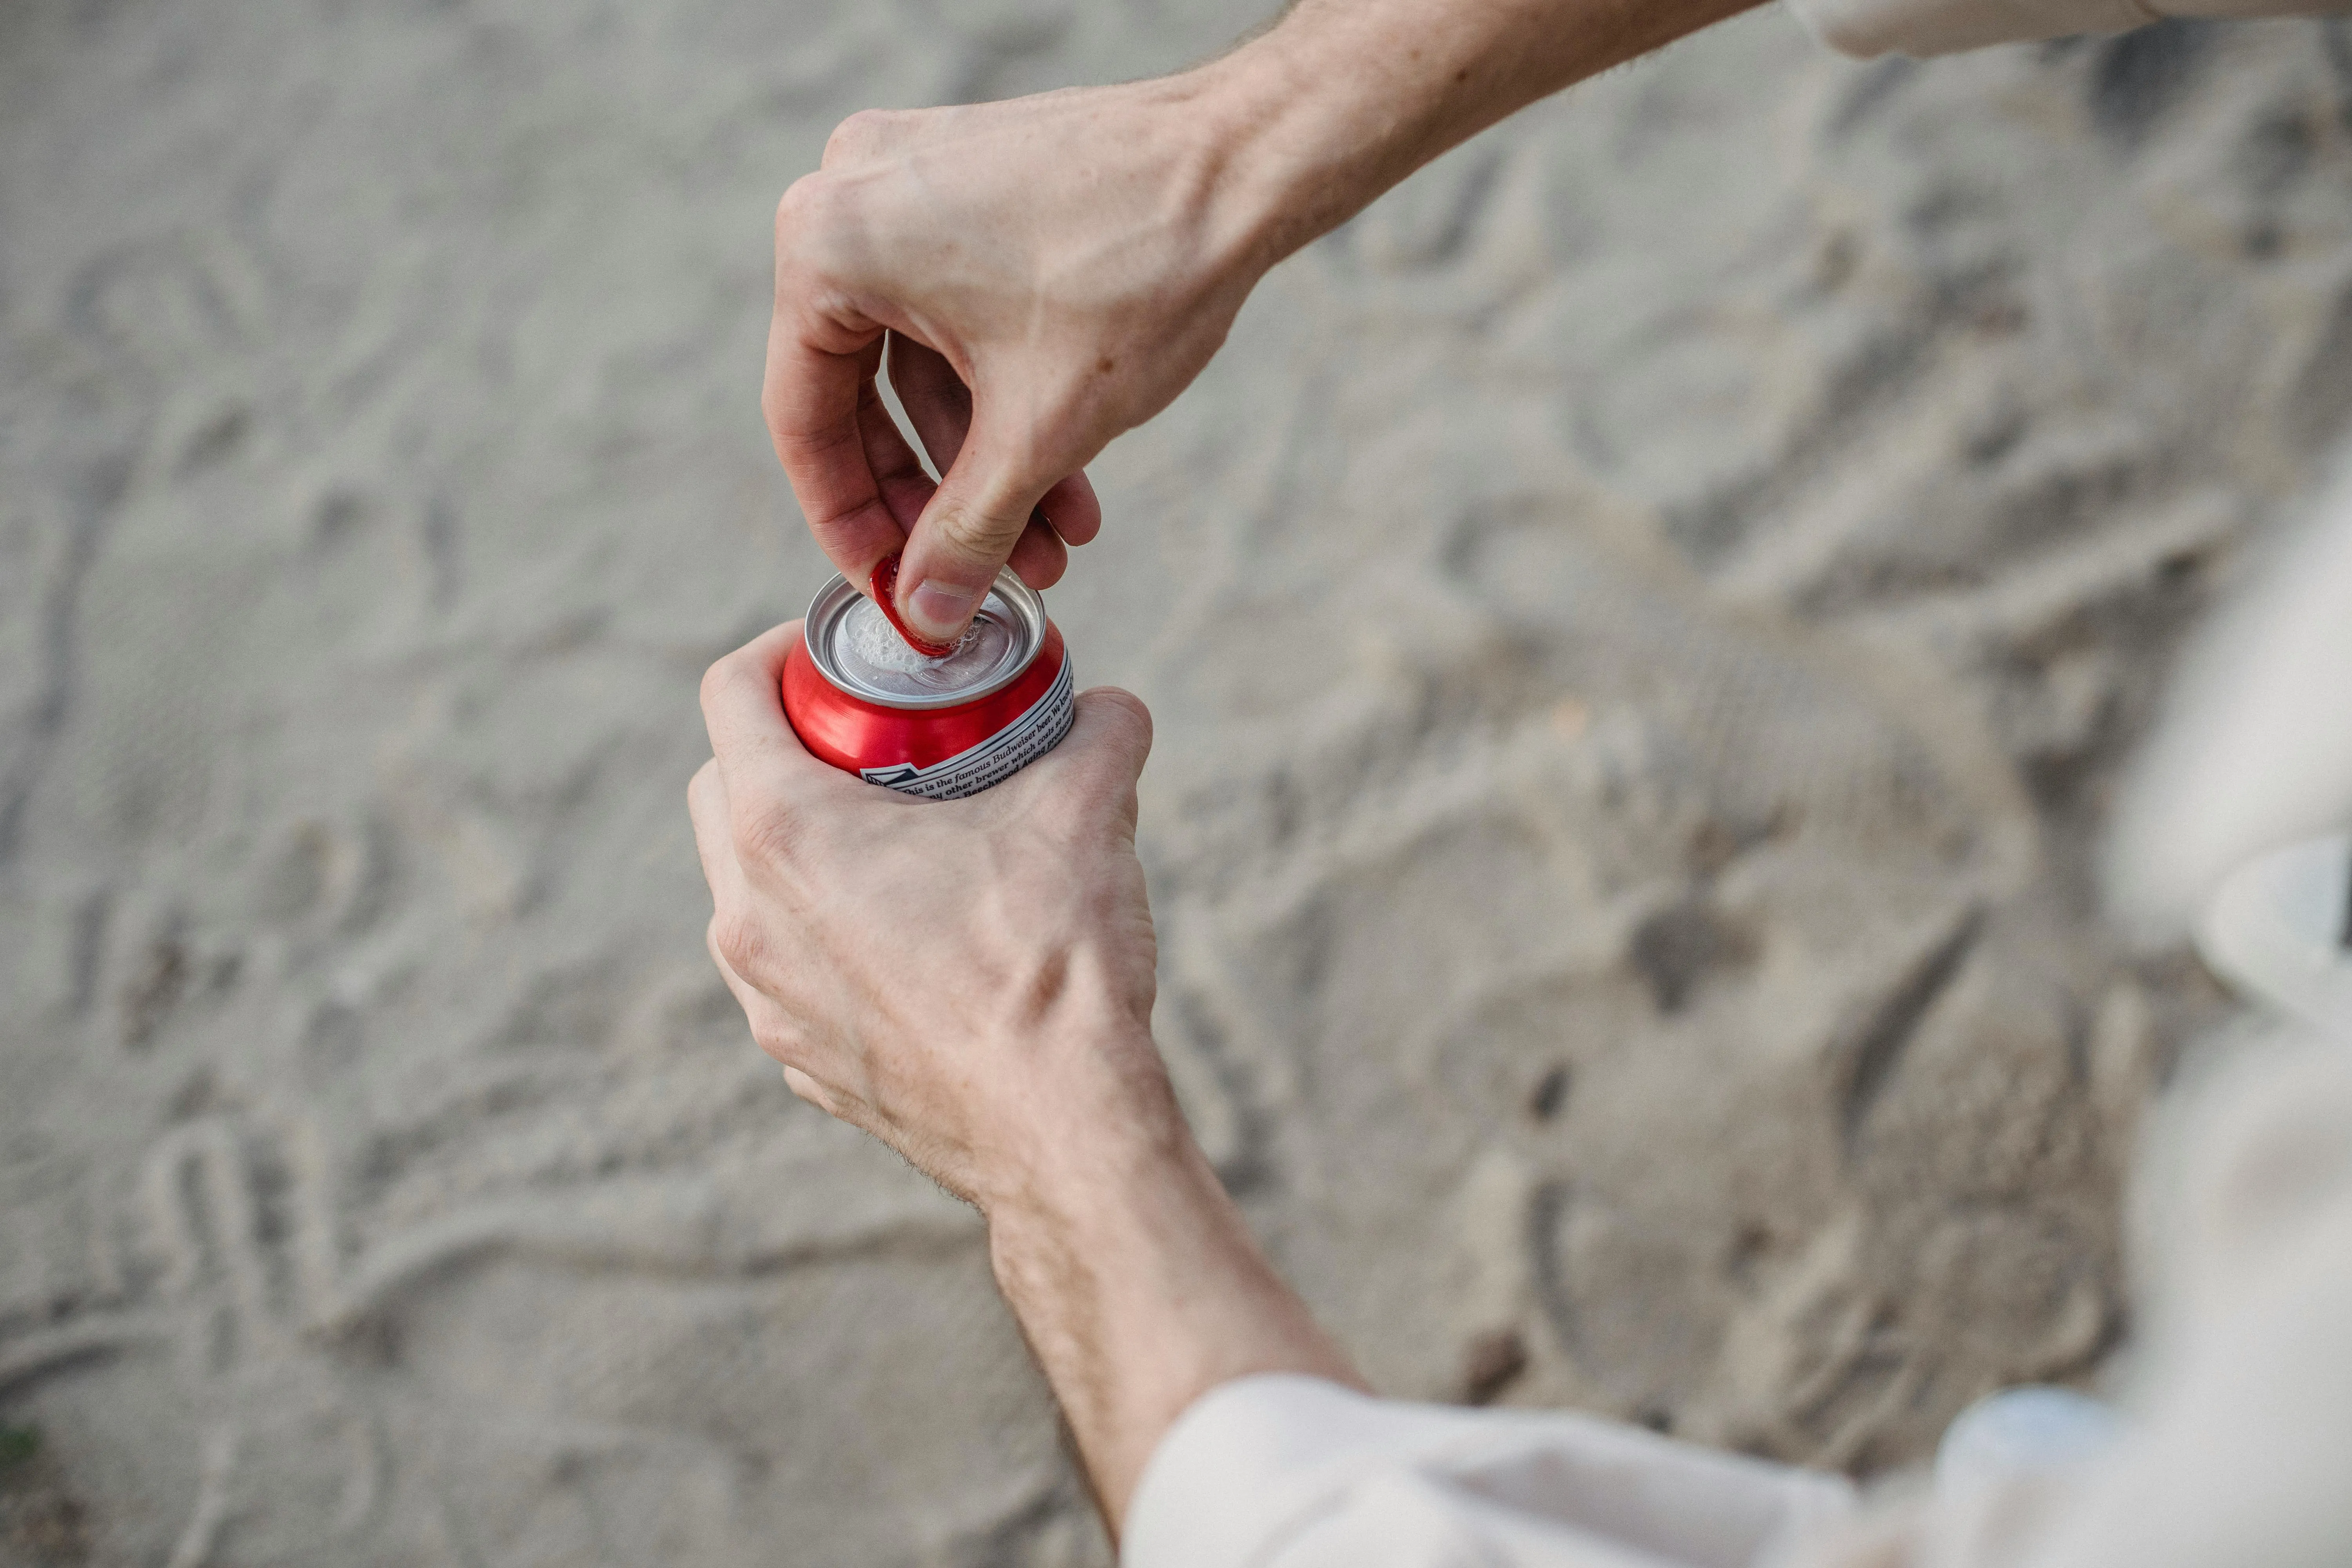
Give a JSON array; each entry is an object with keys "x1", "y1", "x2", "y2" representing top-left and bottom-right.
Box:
[
  {"x1": 1024, "y1": 687, "x2": 1153, "y2": 808},
  {"x1": 1065, "y1": 688, "x2": 1153, "y2": 779},
  {"x1": 895, "y1": 410, "x2": 1058, "y2": 644}
]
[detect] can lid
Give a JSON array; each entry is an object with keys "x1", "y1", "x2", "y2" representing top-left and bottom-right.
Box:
[{"x1": 802, "y1": 568, "x2": 1047, "y2": 710}]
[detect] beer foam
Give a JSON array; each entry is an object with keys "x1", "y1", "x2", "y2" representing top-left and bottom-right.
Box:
[
  {"x1": 834, "y1": 594, "x2": 1015, "y2": 698},
  {"x1": 844, "y1": 596, "x2": 960, "y2": 673}
]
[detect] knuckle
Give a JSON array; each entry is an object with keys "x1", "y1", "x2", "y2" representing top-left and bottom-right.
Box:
[
  {"x1": 709, "y1": 909, "x2": 765, "y2": 978},
  {"x1": 774, "y1": 172, "x2": 824, "y2": 234},
  {"x1": 750, "y1": 1013, "x2": 802, "y2": 1067},
  {"x1": 733, "y1": 796, "x2": 808, "y2": 868},
  {"x1": 698, "y1": 655, "x2": 740, "y2": 719},
  {"x1": 931, "y1": 501, "x2": 1028, "y2": 559},
  {"x1": 773, "y1": 176, "x2": 851, "y2": 267},
  {"x1": 822, "y1": 109, "x2": 885, "y2": 163}
]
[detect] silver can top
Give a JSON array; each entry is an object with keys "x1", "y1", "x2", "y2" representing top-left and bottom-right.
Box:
[{"x1": 802, "y1": 568, "x2": 1046, "y2": 710}]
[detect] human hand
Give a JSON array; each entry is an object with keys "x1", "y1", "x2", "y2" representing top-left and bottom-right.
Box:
[
  {"x1": 764, "y1": 0, "x2": 1767, "y2": 651},
  {"x1": 747, "y1": 183, "x2": 1333, "y2": 1530},
  {"x1": 688, "y1": 621, "x2": 1172, "y2": 1211},
  {"x1": 764, "y1": 75, "x2": 1272, "y2": 646},
  {"x1": 690, "y1": 624, "x2": 1360, "y2": 1523}
]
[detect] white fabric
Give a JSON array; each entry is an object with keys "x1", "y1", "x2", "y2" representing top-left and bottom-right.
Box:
[
  {"x1": 1123, "y1": 1045, "x2": 2352, "y2": 1568},
  {"x1": 1123, "y1": 1374, "x2": 1858, "y2": 1568},
  {"x1": 2107, "y1": 463, "x2": 2352, "y2": 938},
  {"x1": 1929, "y1": 1038, "x2": 2352, "y2": 1568},
  {"x1": 1785, "y1": 0, "x2": 2352, "y2": 57}
]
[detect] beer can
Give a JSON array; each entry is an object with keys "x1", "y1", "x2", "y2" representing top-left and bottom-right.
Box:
[{"x1": 782, "y1": 567, "x2": 1076, "y2": 800}]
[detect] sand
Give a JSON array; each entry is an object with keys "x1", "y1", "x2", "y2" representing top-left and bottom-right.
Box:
[{"x1": 4, "y1": 1, "x2": 2351, "y2": 1563}]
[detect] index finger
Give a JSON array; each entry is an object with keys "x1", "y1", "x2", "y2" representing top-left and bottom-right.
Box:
[{"x1": 763, "y1": 323, "x2": 908, "y2": 587}]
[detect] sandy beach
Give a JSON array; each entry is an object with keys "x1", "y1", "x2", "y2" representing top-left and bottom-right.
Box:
[{"x1": 5, "y1": 2, "x2": 2352, "y2": 1562}]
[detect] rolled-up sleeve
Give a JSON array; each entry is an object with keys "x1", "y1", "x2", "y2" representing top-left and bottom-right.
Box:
[
  {"x1": 1786, "y1": 0, "x2": 2352, "y2": 58},
  {"x1": 1121, "y1": 1375, "x2": 1858, "y2": 1568}
]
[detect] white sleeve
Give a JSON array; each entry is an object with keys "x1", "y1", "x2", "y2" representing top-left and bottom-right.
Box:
[
  {"x1": 1814, "y1": 1042, "x2": 2352, "y2": 1568},
  {"x1": 1786, "y1": 0, "x2": 2352, "y2": 58},
  {"x1": 1120, "y1": 1374, "x2": 1858, "y2": 1568},
  {"x1": 2016, "y1": 1042, "x2": 2352, "y2": 1568}
]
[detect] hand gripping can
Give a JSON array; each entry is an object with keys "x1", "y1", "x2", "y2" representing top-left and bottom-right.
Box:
[{"x1": 782, "y1": 567, "x2": 1076, "y2": 800}]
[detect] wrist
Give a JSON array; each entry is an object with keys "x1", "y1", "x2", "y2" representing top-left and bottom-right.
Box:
[
  {"x1": 975, "y1": 1015, "x2": 1189, "y2": 1230},
  {"x1": 1179, "y1": 0, "x2": 1771, "y2": 273},
  {"x1": 1181, "y1": 33, "x2": 1412, "y2": 272},
  {"x1": 982, "y1": 1058, "x2": 1363, "y2": 1524}
]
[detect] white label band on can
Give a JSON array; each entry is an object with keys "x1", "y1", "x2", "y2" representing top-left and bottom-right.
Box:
[{"x1": 860, "y1": 653, "x2": 1076, "y2": 800}]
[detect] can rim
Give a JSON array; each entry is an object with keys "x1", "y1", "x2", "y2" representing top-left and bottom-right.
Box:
[{"x1": 802, "y1": 568, "x2": 1046, "y2": 711}]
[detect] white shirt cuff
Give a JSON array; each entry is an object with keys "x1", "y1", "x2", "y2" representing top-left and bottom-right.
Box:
[{"x1": 1122, "y1": 1374, "x2": 1857, "y2": 1568}]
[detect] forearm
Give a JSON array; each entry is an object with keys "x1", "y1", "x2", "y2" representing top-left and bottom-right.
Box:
[
  {"x1": 983, "y1": 1022, "x2": 1363, "y2": 1537},
  {"x1": 1199, "y1": 0, "x2": 1771, "y2": 268}
]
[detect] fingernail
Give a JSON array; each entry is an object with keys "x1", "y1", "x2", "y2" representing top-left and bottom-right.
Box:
[{"x1": 907, "y1": 579, "x2": 980, "y2": 640}]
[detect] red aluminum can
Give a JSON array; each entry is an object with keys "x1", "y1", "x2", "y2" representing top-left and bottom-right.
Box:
[{"x1": 782, "y1": 568, "x2": 1076, "y2": 799}]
